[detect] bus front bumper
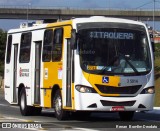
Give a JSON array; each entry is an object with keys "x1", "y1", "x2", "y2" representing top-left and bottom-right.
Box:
[{"x1": 74, "y1": 91, "x2": 155, "y2": 112}]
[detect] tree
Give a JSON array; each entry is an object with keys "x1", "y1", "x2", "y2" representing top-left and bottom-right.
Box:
[{"x1": 0, "y1": 29, "x2": 7, "y2": 77}]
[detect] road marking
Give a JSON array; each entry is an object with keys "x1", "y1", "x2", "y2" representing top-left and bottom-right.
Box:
[
  {"x1": 0, "y1": 103, "x2": 8, "y2": 106},
  {"x1": 0, "y1": 103, "x2": 19, "y2": 109},
  {"x1": 73, "y1": 128, "x2": 100, "y2": 131}
]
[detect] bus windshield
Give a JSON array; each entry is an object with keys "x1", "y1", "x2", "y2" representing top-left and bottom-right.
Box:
[{"x1": 78, "y1": 24, "x2": 151, "y2": 76}]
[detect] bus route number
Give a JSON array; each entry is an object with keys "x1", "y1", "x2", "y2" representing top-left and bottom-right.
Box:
[{"x1": 127, "y1": 79, "x2": 138, "y2": 84}]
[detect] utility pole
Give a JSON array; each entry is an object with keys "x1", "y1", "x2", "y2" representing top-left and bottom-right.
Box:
[
  {"x1": 153, "y1": 0, "x2": 155, "y2": 34},
  {"x1": 27, "y1": 3, "x2": 31, "y2": 23}
]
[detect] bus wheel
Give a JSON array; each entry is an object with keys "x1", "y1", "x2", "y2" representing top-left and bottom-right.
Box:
[
  {"x1": 119, "y1": 111, "x2": 134, "y2": 121},
  {"x1": 53, "y1": 90, "x2": 68, "y2": 120},
  {"x1": 19, "y1": 88, "x2": 33, "y2": 116}
]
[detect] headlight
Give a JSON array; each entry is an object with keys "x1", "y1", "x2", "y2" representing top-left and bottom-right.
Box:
[
  {"x1": 141, "y1": 86, "x2": 155, "y2": 94},
  {"x1": 75, "y1": 85, "x2": 96, "y2": 93}
]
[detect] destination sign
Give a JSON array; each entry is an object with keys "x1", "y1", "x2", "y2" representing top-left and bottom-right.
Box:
[{"x1": 90, "y1": 32, "x2": 134, "y2": 40}]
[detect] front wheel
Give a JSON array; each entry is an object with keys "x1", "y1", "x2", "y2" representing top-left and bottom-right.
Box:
[
  {"x1": 119, "y1": 111, "x2": 134, "y2": 121},
  {"x1": 53, "y1": 90, "x2": 68, "y2": 120}
]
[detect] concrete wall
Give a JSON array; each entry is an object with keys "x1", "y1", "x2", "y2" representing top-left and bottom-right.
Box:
[{"x1": 0, "y1": 8, "x2": 160, "y2": 21}]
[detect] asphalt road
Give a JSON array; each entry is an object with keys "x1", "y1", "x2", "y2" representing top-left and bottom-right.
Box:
[{"x1": 0, "y1": 88, "x2": 160, "y2": 131}]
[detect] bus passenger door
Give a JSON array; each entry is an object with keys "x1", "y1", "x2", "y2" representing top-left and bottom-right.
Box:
[
  {"x1": 62, "y1": 39, "x2": 73, "y2": 108},
  {"x1": 34, "y1": 41, "x2": 42, "y2": 104},
  {"x1": 66, "y1": 39, "x2": 72, "y2": 107},
  {"x1": 12, "y1": 44, "x2": 18, "y2": 103}
]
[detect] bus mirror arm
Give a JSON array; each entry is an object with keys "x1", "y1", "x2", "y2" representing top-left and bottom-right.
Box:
[
  {"x1": 151, "y1": 42, "x2": 155, "y2": 52},
  {"x1": 150, "y1": 34, "x2": 155, "y2": 52},
  {"x1": 71, "y1": 29, "x2": 77, "y2": 49}
]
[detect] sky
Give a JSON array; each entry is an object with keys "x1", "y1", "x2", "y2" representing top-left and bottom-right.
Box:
[{"x1": 0, "y1": 0, "x2": 160, "y2": 31}]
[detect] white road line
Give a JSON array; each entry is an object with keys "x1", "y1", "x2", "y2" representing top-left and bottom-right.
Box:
[
  {"x1": 2, "y1": 116, "x2": 30, "y2": 122},
  {"x1": 0, "y1": 103, "x2": 8, "y2": 106},
  {"x1": 0, "y1": 103, "x2": 19, "y2": 108},
  {"x1": 72, "y1": 128, "x2": 100, "y2": 131}
]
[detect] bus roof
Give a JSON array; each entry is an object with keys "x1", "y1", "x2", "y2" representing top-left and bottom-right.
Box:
[
  {"x1": 8, "y1": 16, "x2": 146, "y2": 34},
  {"x1": 72, "y1": 16, "x2": 145, "y2": 28}
]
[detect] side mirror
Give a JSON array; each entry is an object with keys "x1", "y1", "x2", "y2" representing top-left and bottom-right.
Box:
[
  {"x1": 71, "y1": 29, "x2": 76, "y2": 49},
  {"x1": 150, "y1": 34, "x2": 153, "y2": 38}
]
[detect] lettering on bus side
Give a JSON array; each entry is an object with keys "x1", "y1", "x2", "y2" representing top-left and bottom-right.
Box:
[{"x1": 19, "y1": 67, "x2": 29, "y2": 77}]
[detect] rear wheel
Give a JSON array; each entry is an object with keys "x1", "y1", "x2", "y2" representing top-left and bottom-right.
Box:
[
  {"x1": 119, "y1": 111, "x2": 134, "y2": 121},
  {"x1": 19, "y1": 88, "x2": 33, "y2": 116},
  {"x1": 53, "y1": 90, "x2": 68, "y2": 120}
]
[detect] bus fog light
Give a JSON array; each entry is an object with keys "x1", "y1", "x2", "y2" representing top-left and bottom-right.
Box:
[{"x1": 75, "y1": 85, "x2": 92, "y2": 93}]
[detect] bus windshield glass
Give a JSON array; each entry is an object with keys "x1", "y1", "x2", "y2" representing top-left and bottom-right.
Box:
[{"x1": 77, "y1": 23, "x2": 151, "y2": 75}]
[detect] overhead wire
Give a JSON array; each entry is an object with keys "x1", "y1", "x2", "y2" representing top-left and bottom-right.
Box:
[{"x1": 134, "y1": 0, "x2": 153, "y2": 9}]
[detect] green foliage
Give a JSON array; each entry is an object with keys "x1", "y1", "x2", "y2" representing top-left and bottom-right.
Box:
[
  {"x1": 0, "y1": 29, "x2": 7, "y2": 77},
  {"x1": 154, "y1": 43, "x2": 160, "y2": 106},
  {"x1": 154, "y1": 43, "x2": 160, "y2": 57}
]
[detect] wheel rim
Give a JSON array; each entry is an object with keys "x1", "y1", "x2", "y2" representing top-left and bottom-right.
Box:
[
  {"x1": 55, "y1": 96, "x2": 62, "y2": 115},
  {"x1": 21, "y1": 93, "x2": 25, "y2": 110}
]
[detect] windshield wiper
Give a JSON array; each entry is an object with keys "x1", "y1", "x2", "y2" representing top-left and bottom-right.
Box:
[{"x1": 119, "y1": 53, "x2": 140, "y2": 75}]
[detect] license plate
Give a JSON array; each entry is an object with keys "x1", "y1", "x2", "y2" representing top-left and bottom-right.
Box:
[{"x1": 110, "y1": 106, "x2": 125, "y2": 111}]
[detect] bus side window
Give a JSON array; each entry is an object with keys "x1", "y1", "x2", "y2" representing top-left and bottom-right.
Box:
[
  {"x1": 52, "y1": 28, "x2": 63, "y2": 61},
  {"x1": 42, "y1": 29, "x2": 53, "y2": 62},
  {"x1": 19, "y1": 32, "x2": 32, "y2": 63},
  {"x1": 6, "y1": 35, "x2": 12, "y2": 64}
]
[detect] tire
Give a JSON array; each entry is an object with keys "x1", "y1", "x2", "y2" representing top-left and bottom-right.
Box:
[
  {"x1": 119, "y1": 111, "x2": 134, "y2": 121},
  {"x1": 19, "y1": 88, "x2": 33, "y2": 116},
  {"x1": 53, "y1": 90, "x2": 68, "y2": 120}
]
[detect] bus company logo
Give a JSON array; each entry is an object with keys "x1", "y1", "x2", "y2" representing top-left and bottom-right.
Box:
[
  {"x1": 19, "y1": 67, "x2": 22, "y2": 77},
  {"x1": 102, "y1": 76, "x2": 109, "y2": 83},
  {"x1": 2, "y1": 123, "x2": 11, "y2": 128},
  {"x1": 19, "y1": 67, "x2": 29, "y2": 77}
]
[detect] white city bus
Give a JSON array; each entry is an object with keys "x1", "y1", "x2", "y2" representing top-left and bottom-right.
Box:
[{"x1": 4, "y1": 16, "x2": 155, "y2": 120}]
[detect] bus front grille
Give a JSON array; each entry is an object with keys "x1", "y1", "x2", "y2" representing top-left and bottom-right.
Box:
[
  {"x1": 100, "y1": 100, "x2": 136, "y2": 106},
  {"x1": 95, "y1": 84, "x2": 141, "y2": 95}
]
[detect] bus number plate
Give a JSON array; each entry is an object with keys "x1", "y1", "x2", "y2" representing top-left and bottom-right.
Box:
[{"x1": 111, "y1": 106, "x2": 125, "y2": 111}]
